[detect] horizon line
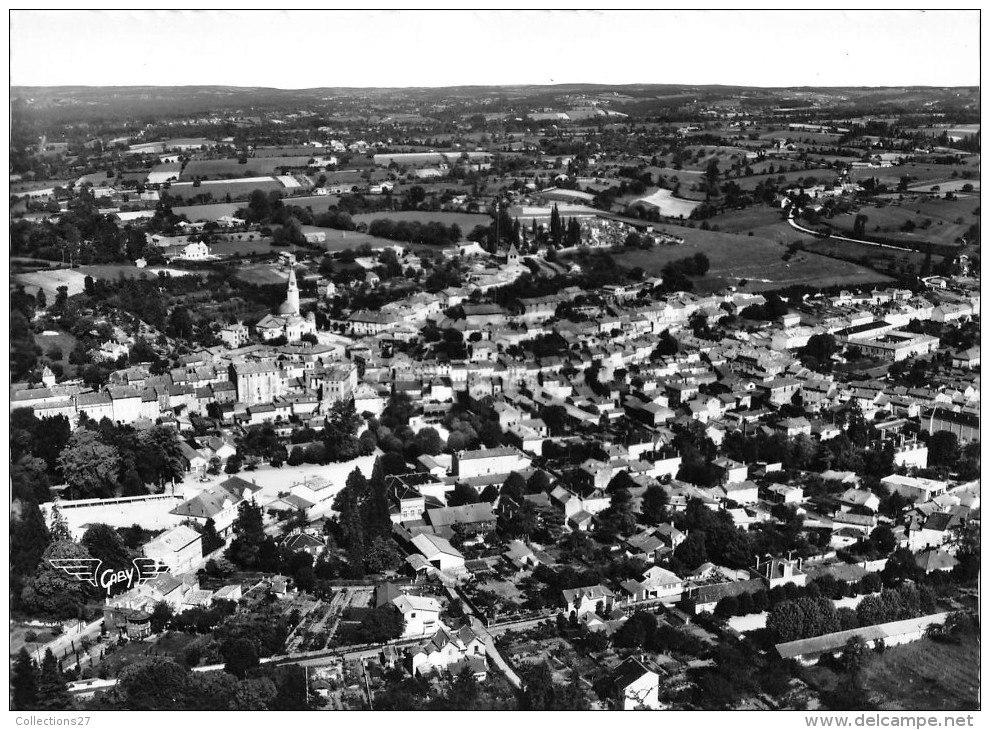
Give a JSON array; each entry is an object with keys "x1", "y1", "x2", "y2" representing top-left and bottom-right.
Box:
[{"x1": 10, "y1": 82, "x2": 981, "y2": 92}]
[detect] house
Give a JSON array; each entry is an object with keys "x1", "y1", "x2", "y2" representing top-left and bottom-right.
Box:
[
  {"x1": 410, "y1": 532, "x2": 466, "y2": 573},
  {"x1": 408, "y1": 624, "x2": 487, "y2": 677},
  {"x1": 767, "y1": 484, "x2": 804, "y2": 506},
  {"x1": 425, "y1": 503, "x2": 497, "y2": 540},
  {"x1": 722, "y1": 480, "x2": 759, "y2": 505},
  {"x1": 752, "y1": 556, "x2": 807, "y2": 589},
  {"x1": 281, "y1": 531, "x2": 326, "y2": 557},
  {"x1": 612, "y1": 657, "x2": 662, "y2": 710},
  {"x1": 453, "y1": 446, "x2": 531, "y2": 479},
  {"x1": 914, "y1": 549, "x2": 959, "y2": 574},
  {"x1": 712, "y1": 457, "x2": 748, "y2": 485},
  {"x1": 169, "y1": 476, "x2": 263, "y2": 535},
  {"x1": 838, "y1": 488, "x2": 880, "y2": 514},
  {"x1": 391, "y1": 594, "x2": 443, "y2": 638},
  {"x1": 683, "y1": 578, "x2": 764, "y2": 614},
  {"x1": 621, "y1": 566, "x2": 684, "y2": 603},
  {"x1": 561, "y1": 584, "x2": 615, "y2": 618},
  {"x1": 951, "y1": 346, "x2": 980, "y2": 370},
  {"x1": 141, "y1": 524, "x2": 203, "y2": 575}
]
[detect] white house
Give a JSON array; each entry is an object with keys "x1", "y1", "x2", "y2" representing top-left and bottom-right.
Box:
[
  {"x1": 613, "y1": 657, "x2": 662, "y2": 710},
  {"x1": 561, "y1": 584, "x2": 615, "y2": 618},
  {"x1": 391, "y1": 594, "x2": 442, "y2": 638}
]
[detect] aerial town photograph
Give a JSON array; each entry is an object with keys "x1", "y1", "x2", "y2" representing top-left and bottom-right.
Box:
[{"x1": 6, "y1": 8, "x2": 981, "y2": 718}]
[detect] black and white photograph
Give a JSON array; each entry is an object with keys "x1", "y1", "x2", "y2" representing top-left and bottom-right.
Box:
[{"x1": 7, "y1": 8, "x2": 981, "y2": 718}]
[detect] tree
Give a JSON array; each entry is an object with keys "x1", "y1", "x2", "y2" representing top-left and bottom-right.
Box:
[
  {"x1": 12, "y1": 648, "x2": 39, "y2": 710},
  {"x1": 869, "y1": 524, "x2": 896, "y2": 555},
  {"x1": 225, "y1": 454, "x2": 244, "y2": 474},
  {"x1": 640, "y1": 484, "x2": 669, "y2": 525},
  {"x1": 355, "y1": 605, "x2": 404, "y2": 643},
  {"x1": 928, "y1": 431, "x2": 960, "y2": 468},
  {"x1": 10, "y1": 500, "x2": 52, "y2": 579},
  {"x1": 840, "y1": 636, "x2": 869, "y2": 674},
  {"x1": 150, "y1": 601, "x2": 174, "y2": 633},
  {"x1": 82, "y1": 523, "x2": 132, "y2": 581},
  {"x1": 21, "y1": 541, "x2": 94, "y2": 618},
  {"x1": 222, "y1": 637, "x2": 260, "y2": 679},
  {"x1": 57, "y1": 429, "x2": 121, "y2": 498},
  {"x1": 226, "y1": 500, "x2": 269, "y2": 569},
  {"x1": 413, "y1": 427, "x2": 444, "y2": 456},
  {"x1": 673, "y1": 530, "x2": 708, "y2": 570},
  {"x1": 36, "y1": 649, "x2": 71, "y2": 709}
]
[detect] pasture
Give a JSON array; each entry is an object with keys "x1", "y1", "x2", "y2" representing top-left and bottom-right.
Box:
[
  {"x1": 180, "y1": 157, "x2": 312, "y2": 180},
  {"x1": 234, "y1": 264, "x2": 290, "y2": 285},
  {"x1": 827, "y1": 196, "x2": 976, "y2": 247},
  {"x1": 607, "y1": 226, "x2": 892, "y2": 292},
  {"x1": 173, "y1": 193, "x2": 341, "y2": 222},
  {"x1": 209, "y1": 237, "x2": 280, "y2": 257},
  {"x1": 860, "y1": 637, "x2": 980, "y2": 710},
  {"x1": 300, "y1": 226, "x2": 435, "y2": 253},
  {"x1": 850, "y1": 161, "x2": 979, "y2": 190},
  {"x1": 351, "y1": 210, "x2": 491, "y2": 235},
  {"x1": 164, "y1": 177, "x2": 290, "y2": 203}
]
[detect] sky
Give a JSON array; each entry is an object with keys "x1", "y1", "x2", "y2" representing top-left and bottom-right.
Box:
[{"x1": 9, "y1": 9, "x2": 982, "y2": 89}]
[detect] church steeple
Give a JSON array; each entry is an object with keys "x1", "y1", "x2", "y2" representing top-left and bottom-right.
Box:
[{"x1": 285, "y1": 266, "x2": 300, "y2": 316}]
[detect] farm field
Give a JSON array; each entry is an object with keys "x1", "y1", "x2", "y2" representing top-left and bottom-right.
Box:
[
  {"x1": 351, "y1": 210, "x2": 491, "y2": 234},
  {"x1": 173, "y1": 193, "x2": 341, "y2": 222},
  {"x1": 234, "y1": 264, "x2": 291, "y2": 285},
  {"x1": 607, "y1": 226, "x2": 893, "y2": 293},
  {"x1": 18, "y1": 265, "x2": 197, "y2": 297},
  {"x1": 164, "y1": 177, "x2": 291, "y2": 203},
  {"x1": 860, "y1": 637, "x2": 980, "y2": 710},
  {"x1": 181, "y1": 156, "x2": 312, "y2": 180},
  {"x1": 825, "y1": 196, "x2": 976, "y2": 247},
  {"x1": 628, "y1": 188, "x2": 701, "y2": 218},
  {"x1": 709, "y1": 206, "x2": 788, "y2": 234},
  {"x1": 849, "y1": 161, "x2": 979, "y2": 189},
  {"x1": 301, "y1": 226, "x2": 451, "y2": 254},
  {"x1": 209, "y1": 237, "x2": 280, "y2": 257},
  {"x1": 146, "y1": 162, "x2": 183, "y2": 185}
]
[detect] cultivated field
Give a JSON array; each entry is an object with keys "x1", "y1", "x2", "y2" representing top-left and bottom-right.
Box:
[
  {"x1": 173, "y1": 194, "x2": 341, "y2": 222},
  {"x1": 628, "y1": 188, "x2": 701, "y2": 218},
  {"x1": 860, "y1": 637, "x2": 980, "y2": 710},
  {"x1": 608, "y1": 226, "x2": 892, "y2": 292}
]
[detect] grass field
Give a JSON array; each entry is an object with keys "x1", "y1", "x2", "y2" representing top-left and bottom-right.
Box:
[
  {"x1": 607, "y1": 226, "x2": 893, "y2": 292},
  {"x1": 351, "y1": 210, "x2": 491, "y2": 235},
  {"x1": 826, "y1": 196, "x2": 977, "y2": 247},
  {"x1": 860, "y1": 637, "x2": 980, "y2": 710},
  {"x1": 209, "y1": 237, "x2": 280, "y2": 257},
  {"x1": 165, "y1": 177, "x2": 289, "y2": 203},
  {"x1": 173, "y1": 194, "x2": 341, "y2": 222},
  {"x1": 849, "y1": 161, "x2": 979, "y2": 189},
  {"x1": 235, "y1": 264, "x2": 290, "y2": 285},
  {"x1": 300, "y1": 226, "x2": 443, "y2": 253},
  {"x1": 181, "y1": 157, "x2": 312, "y2": 180}
]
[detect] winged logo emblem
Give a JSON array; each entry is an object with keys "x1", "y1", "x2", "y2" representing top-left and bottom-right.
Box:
[{"x1": 49, "y1": 557, "x2": 171, "y2": 595}]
